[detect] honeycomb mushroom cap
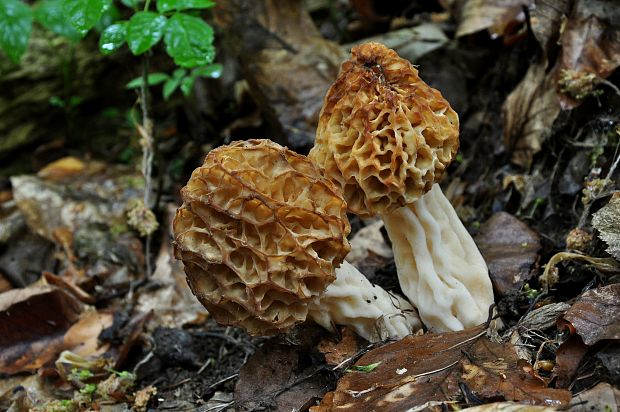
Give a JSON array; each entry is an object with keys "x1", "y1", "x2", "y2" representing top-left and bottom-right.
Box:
[
  {"x1": 309, "y1": 42, "x2": 459, "y2": 217},
  {"x1": 173, "y1": 140, "x2": 351, "y2": 335}
]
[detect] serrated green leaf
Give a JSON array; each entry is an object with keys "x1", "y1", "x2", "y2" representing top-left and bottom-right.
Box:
[
  {"x1": 63, "y1": 0, "x2": 112, "y2": 35},
  {"x1": 348, "y1": 362, "x2": 381, "y2": 373},
  {"x1": 126, "y1": 72, "x2": 170, "y2": 89},
  {"x1": 192, "y1": 63, "x2": 222, "y2": 79},
  {"x1": 0, "y1": 0, "x2": 33, "y2": 64},
  {"x1": 34, "y1": 0, "x2": 82, "y2": 42},
  {"x1": 162, "y1": 76, "x2": 181, "y2": 100},
  {"x1": 180, "y1": 75, "x2": 194, "y2": 96},
  {"x1": 157, "y1": 0, "x2": 215, "y2": 13},
  {"x1": 164, "y1": 13, "x2": 214, "y2": 68},
  {"x1": 126, "y1": 11, "x2": 166, "y2": 55},
  {"x1": 99, "y1": 22, "x2": 126, "y2": 55}
]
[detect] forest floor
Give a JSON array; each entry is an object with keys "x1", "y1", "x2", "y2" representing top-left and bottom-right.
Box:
[{"x1": 1, "y1": 1, "x2": 620, "y2": 411}]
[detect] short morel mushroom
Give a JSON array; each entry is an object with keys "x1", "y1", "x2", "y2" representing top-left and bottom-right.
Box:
[
  {"x1": 173, "y1": 139, "x2": 420, "y2": 340},
  {"x1": 309, "y1": 42, "x2": 494, "y2": 332}
]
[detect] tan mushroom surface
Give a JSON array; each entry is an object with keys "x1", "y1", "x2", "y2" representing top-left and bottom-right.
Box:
[
  {"x1": 310, "y1": 42, "x2": 459, "y2": 218},
  {"x1": 173, "y1": 139, "x2": 350, "y2": 335},
  {"x1": 173, "y1": 139, "x2": 421, "y2": 340},
  {"x1": 309, "y1": 42, "x2": 495, "y2": 332}
]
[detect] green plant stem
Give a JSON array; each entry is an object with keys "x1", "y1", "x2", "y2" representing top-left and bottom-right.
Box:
[{"x1": 140, "y1": 54, "x2": 154, "y2": 277}]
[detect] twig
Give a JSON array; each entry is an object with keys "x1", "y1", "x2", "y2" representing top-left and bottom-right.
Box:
[{"x1": 139, "y1": 54, "x2": 155, "y2": 277}]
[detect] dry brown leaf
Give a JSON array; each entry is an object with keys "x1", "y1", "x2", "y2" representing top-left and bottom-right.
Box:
[
  {"x1": 214, "y1": 0, "x2": 346, "y2": 150},
  {"x1": 0, "y1": 283, "x2": 83, "y2": 375},
  {"x1": 235, "y1": 337, "x2": 332, "y2": 412},
  {"x1": 569, "y1": 382, "x2": 620, "y2": 411},
  {"x1": 553, "y1": 335, "x2": 589, "y2": 388},
  {"x1": 318, "y1": 327, "x2": 361, "y2": 366},
  {"x1": 475, "y1": 212, "x2": 541, "y2": 297},
  {"x1": 133, "y1": 385, "x2": 157, "y2": 412},
  {"x1": 561, "y1": 283, "x2": 620, "y2": 345},
  {"x1": 0, "y1": 274, "x2": 10, "y2": 293},
  {"x1": 592, "y1": 193, "x2": 620, "y2": 260},
  {"x1": 502, "y1": 63, "x2": 561, "y2": 168},
  {"x1": 456, "y1": 0, "x2": 531, "y2": 38},
  {"x1": 530, "y1": 0, "x2": 571, "y2": 61},
  {"x1": 63, "y1": 309, "x2": 113, "y2": 358},
  {"x1": 557, "y1": 0, "x2": 620, "y2": 108},
  {"x1": 312, "y1": 325, "x2": 570, "y2": 411},
  {"x1": 461, "y1": 402, "x2": 557, "y2": 411},
  {"x1": 36, "y1": 156, "x2": 104, "y2": 181}
]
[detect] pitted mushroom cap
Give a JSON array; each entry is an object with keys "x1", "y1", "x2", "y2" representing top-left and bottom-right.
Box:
[
  {"x1": 173, "y1": 140, "x2": 351, "y2": 335},
  {"x1": 309, "y1": 42, "x2": 459, "y2": 217}
]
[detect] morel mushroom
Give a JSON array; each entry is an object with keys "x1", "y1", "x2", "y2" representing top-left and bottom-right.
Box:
[
  {"x1": 309, "y1": 42, "x2": 494, "y2": 332},
  {"x1": 173, "y1": 139, "x2": 420, "y2": 340}
]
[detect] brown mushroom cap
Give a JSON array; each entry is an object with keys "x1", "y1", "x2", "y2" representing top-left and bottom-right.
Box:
[
  {"x1": 309, "y1": 42, "x2": 459, "y2": 217},
  {"x1": 173, "y1": 140, "x2": 351, "y2": 335}
]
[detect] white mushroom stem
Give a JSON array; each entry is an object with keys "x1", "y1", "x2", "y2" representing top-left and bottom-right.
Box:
[
  {"x1": 381, "y1": 183, "x2": 494, "y2": 332},
  {"x1": 307, "y1": 260, "x2": 422, "y2": 342}
]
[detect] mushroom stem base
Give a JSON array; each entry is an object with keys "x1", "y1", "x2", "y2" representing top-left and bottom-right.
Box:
[
  {"x1": 307, "y1": 260, "x2": 421, "y2": 342},
  {"x1": 382, "y1": 183, "x2": 494, "y2": 332}
]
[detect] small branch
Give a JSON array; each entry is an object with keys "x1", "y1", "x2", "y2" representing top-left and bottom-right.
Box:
[{"x1": 139, "y1": 55, "x2": 155, "y2": 277}]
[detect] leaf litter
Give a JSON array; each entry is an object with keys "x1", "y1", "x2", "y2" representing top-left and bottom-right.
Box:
[{"x1": 1, "y1": 0, "x2": 620, "y2": 410}]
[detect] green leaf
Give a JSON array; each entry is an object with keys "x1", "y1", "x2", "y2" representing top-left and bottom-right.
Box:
[
  {"x1": 126, "y1": 11, "x2": 167, "y2": 55},
  {"x1": 34, "y1": 0, "x2": 82, "y2": 42},
  {"x1": 157, "y1": 0, "x2": 215, "y2": 13},
  {"x1": 125, "y1": 72, "x2": 170, "y2": 89},
  {"x1": 63, "y1": 0, "x2": 112, "y2": 35},
  {"x1": 99, "y1": 22, "x2": 126, "y2": 55},
  {"x1": 0, "y1": 0, "x2": 33, "y2": 64},
  {"x1": 94, "y1": 3, "x2": 121, "y2": 32},
  {"x1": 192, "y1": 63, "x2": 222, "y2": 79},
  {"x1": 180, "y1": 75, "x2": 194, "y2": 96},
  {"x1": 348, "y1": 362, "x2": 381, "y2": 373},
  {"x1": 164, "y1": 13, "x2": 214, "y2": 68},
  {"x1": 162, "y1": 75, "x2": 181, "y2": 100},
  {"x1": 121, "y1": 0, "x2": 142, "y2": 7}
]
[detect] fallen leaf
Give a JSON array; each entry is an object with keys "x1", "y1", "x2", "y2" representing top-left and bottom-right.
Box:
[
  {"x1": 557, "y1": 0, "x2": 620, "y2": 108},
  {"x1": 133, "y1": 385, "x2": 157, "y2": 412},
  {"x1": 475, "y1": 212, "x2": 541, "y2": 297},
  {"x1": 63, "y1": 309, "x2": 113, "y2": 359},
  {"x1": 235, "y1": 337, "x2": 332, "y2": 412},
  {"x1": 214, "y1": 0, "x2": 346, "y2": 151},
  {"x1": 455, "y1": 0, "x2": 531, "y2": 38},
  {"x1": 519, "y1": 302, "x2": 571, "y2": 331},
  {"x1": 530, "y1": 0, "x2": 571, "y2": 61},
  {"x1": 346, "y1": 23, "x2": 449, "y2": 63},
  {"x1": 460, "y1": 402, "x2": 557, "y2": 411},
  {"x1": 561, "y1": 283, "x2": 620, "y2": 345},
  {"x1": 502, "y1": 63, "x2": 561, "y2": 168},
  {"x1": 569, "y1": 382, "x2": 620, "y2": 411},
  {"x1": 312, "y1": 325, "x2": 570, "y2": 411},
  {"x1": 37, "y1": 156, "x2": 86, "y2": 180},
  {"x1": 347, "y1": 220, "x2": 393, "y2": 266},
  {"x1": 553, "y1": 335, "x2": 589, "y2": 388},
  {"x1": 318, "y1": 327, "x2": 361, "y2": 366},
  {"x1": 0, "y1": 283, "x2": 83, "y2": 375},
  {"x1": 0, "y1": 274, "x2": 10, "y2": 293},
  {"x1": 592, "y1": 193, "x2": 620, "y2": 260}
]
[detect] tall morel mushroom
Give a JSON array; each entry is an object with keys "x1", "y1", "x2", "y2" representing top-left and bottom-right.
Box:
[
  {"x1": 309, "y1": 42, "x2": 494, "y2": 332},
  {"x1": 173, "y1": 139, "x2": 420, "y2": 340}
]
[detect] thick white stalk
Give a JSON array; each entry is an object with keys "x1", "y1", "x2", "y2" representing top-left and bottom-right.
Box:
[
  {"x1": 382, "y1": 184, "x2": 494, "y2": 332},
  {"x1": 307, "y1": 260, "x2": 421, "y2": 342}
]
